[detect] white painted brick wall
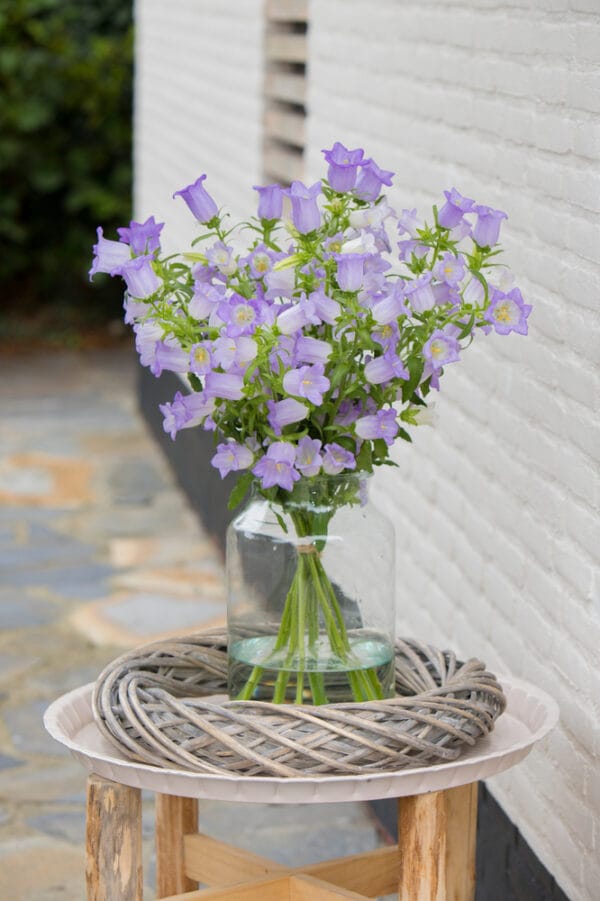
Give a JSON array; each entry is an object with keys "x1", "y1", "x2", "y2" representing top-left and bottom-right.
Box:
[
  {"x1": 134, "y1": 0, "x2": 264, "y2": 249},
  {"x1": 306, "y1": 2, "x2": 600, "y2": 898},
  {"x1": 134, "y1": 1, "x2": 599, "y2": 895}
]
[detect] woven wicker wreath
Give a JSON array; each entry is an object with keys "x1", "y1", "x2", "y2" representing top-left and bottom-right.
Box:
[{"x1": 92, "y1": 630, "x2": 506, "y2": 777}]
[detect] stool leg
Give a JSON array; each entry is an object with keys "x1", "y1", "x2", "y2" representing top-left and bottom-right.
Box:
[
  {"x1": 155, "y1": 794, "x2": 199, "y2": 898},
  {"x1": 397, "y1": 783, "x2": 478, "y2": 901},
  {"x1": 86, "y1": 773, "x2": 143, "y2": 901},
  {"x1": 445, "y1": 782, "x2": 478, "y2": 901}
]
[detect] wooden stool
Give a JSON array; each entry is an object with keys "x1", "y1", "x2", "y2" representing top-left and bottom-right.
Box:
[
  {"x1": 86, "y1": 775, "x2": 478, "y2": 900},
  {"x1": 43, "y1": 679, "x2": 558, "y2": 901}
]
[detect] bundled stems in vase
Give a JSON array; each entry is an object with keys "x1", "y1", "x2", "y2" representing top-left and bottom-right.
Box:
[{"x1": 235, "y1": 506, "x2": 386, "y2": 705}]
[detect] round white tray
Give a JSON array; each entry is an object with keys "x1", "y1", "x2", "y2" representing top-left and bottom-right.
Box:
[{"x1": 44, "y1": 677, "x2": 558, "y2": 804}]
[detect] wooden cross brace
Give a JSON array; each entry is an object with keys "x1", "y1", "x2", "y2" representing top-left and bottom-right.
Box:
[{"x1": 86, "y1": 776, "x2": 478, "y2": 901}]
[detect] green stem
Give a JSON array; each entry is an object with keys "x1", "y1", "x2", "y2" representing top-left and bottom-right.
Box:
[
  {"x1": 236, "y1": 503, "x2": 386, "y2": 705},
  {"x1": 235, "y1": 663, "x2": 264, "y2": 701}
]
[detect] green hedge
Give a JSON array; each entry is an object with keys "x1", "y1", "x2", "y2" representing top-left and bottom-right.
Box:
[{"x1": 0, "y1": 0, "x2": 133, "y2": 314}]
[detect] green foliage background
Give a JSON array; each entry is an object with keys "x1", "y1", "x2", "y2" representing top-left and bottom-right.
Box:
[{"x1": 0, "y1": 0, "x2": 133, "y2": 321}]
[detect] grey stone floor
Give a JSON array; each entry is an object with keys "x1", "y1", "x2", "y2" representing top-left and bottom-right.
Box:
[{"x1": 0, "y1": 347, "x2": 390, "y2": 900}]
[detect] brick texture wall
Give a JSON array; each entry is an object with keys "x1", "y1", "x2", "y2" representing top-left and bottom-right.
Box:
[
  {"x1": 135, "y1": 1, "x2": 599, "y2": 897},
  {"x1": 306, "y1": 2, "x2": 600, "y2": 899},
  {"x1": 134, "y1": 0, "x2": 264, "y2": 249}
]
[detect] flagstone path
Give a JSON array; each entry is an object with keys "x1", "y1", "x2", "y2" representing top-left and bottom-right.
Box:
[{"x1": 0, "y1": 347, "x2": 387, "y2": 900}]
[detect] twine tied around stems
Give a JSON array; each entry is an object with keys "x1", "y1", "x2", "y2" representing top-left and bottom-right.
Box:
[{"x1": 297, "y1": 543, "x2": 321, "y2": 555}]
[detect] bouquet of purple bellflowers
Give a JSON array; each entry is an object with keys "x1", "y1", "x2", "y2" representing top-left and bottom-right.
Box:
[{"x1": 91, "y1": 142, "x2": 531, "y2": 704}]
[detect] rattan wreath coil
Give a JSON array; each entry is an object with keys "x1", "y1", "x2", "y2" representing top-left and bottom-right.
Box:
[{"x1": 92, "y1": 630, "x2": 506, "y2": 777}]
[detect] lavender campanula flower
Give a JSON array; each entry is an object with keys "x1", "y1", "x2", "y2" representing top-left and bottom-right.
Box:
[
  {"x1": 462, "y1": 277, "x2": 486, "y2": 306},
  {"x1": 368, "y1": 224, "x2": 392, "y2": 254},
  {"x1": 472, "y1": 205, "x2": 508, "y2": 247},
  {"x1": 159, "y1": 390, "x2": 215, "y2": 439},
  {"x1": 213, "y1": 335, "x2": 257, "y2": 370},
  {"x1": 269, "y1": 335, "x2": 296, "y2": 371},
  {"x1": 206, "y1": 241, "x2": 237, "y2": 276},
  {"x1": 283, "y1": 363, "x2": 330, "y2": 406},
  {"x1": 397, "y1": 208, "x2": 420, "y2": 238},
  {"x1": 372, "y1": 321, "x2": 399, "y2": 351},
  {"x1": 173, "y1": 174, "x2": 218, "y2": 223},
  {"x1": 123, "y1": 296, "x2": 147, "y2": 325},
  {"x1": 191, "y1": 261, "x2": 218, "y2": 284},
  {"x1": 150, "y1": 340, "x2": 190, "y2": 378},
  {"x1": 204, "y1": 371, "x2": 245, "y2": 400},
  {"x1": 246, "y1": 244, "x2": 274, "y2": 278},
  {"x1": 309, "y1": 289, "x2": 340, "y2": 325},
  {"x1": 295, "y1": 437, "x2": 323, "y2": 477},
  {"x1": 398, "y1": 238, "x2": 429, "y2": 262},
  {"x1": 295, "y1": 336, "x2": 332, "y2": 365},
  {"x1": 372, "y1": 283, "x2": 408, "y2": 324},
  {"x1": 486, "y1": 265, "x2": 516, "y2": 293},
  {"x1": 218, "y1": 295, "x2": 260, "y2": 337},
  {"x1": 180, "y1": 391, "x2": 216, "y2": 427},
  {"x1": 354, "y1": 160, "x2": 394, "y2": 202},
  {"x1": 322, "y1": 141, "x2": 367, "y2": 192},
  {"x1": 349, "y1": 197, "x2": 395, "y2": 231},
  {"x1": 283, "y1": 181, "x2": 322, "y2": 233},
  {"x1": 432, "y1": 283, "x2": 461, "y2": 309},
  {"x1": 335, "y1": 400, "x2": 362, "y2": 427},
  {"x1": 253, "y1": 183, "x2": 283, "y2": 220},
  {"x1": 433, "y1": 252, "x2": 466, "y2": 287},
  {"x1": 486, "y1": 288, "x2": 531, "y2": 336},
  {"x1": 341, "y1": 232, "x2": 378, "y2": 255},
  {"x1": 265, "y1": 266, "x2": 296, "y2": 301},
  {"x1": 322, "y1": 443, "x2": 356, "y2": 475},
  {"x1": 334, "y1": 253, "x2": 370, "y2": 292},
  {"x1": 160, "y1": 393, "x2": 187, "y2": 440},
  {"x1": 189, "y1": 283, "x2": 222, "y2": 320},
  {"x1": 267, "y1": 398, "x2": 308, "y2": 435},
  {"x1": 437, "y1": 188, "x2": 475, "y2": 229},
  {"x1": 117, "y1": 216, "x2": 164, "y2": 256},
  {"x1": 449, "y1": 218, "x2": 473, "y2": 242},
  {"x1": 423, "y1": 327, "x2": 461, "y2": 371},
  {"x1": 277, "y1": 295, "x2": 319, "y2": 335},
  {"x1": 134, "y1": 320, "x2": 162, "y2": 368},
  {"x1": 252, "y1": 442, "x2": 300, "y2": 491},
  {"x1": 355, "y1": 409, "x2": 399, "y2": 446},
  {"x1": 113, "y1": 255, "x2": 162, "y2": 299},
  {"x1": 89, "y1": 227, "x2": 131, "y2": 280},
  {"x1": 323, "y1": 233, "x2": 345, "y2": 255},
  {"x1": 189, "y1": 342, "x2": 213, "y2": 376},
  {"x1": 364, "y1": 351, "x2": 409, "y2": 385},
  {"x1": 211, "y1": 440, "x2": 254, "y2": 478},
  {"x1": 363, "y1": 255, "x2": 392, "y2": 293},
  {"x1": 406, "y1": 272, "x2": 436, "y2": 313}
]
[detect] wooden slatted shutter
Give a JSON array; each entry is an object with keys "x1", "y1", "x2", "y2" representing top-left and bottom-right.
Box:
[{"x1": 263, "y1": 0, "x2": 308, "y2": 184}]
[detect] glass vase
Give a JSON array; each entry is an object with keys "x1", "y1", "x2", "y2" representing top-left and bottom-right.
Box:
[{"x1": 226, "y1": 473, "x2": 395, "y2": 705}]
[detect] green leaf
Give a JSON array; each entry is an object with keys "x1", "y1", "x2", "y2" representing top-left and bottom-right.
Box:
[
  {"x1": 271, "y1": 507, "x2": 288, "y2": 534},
  {"x1": 401, "y1": 357, "x2": 424, "y2": 403},
  {"x1": 188, "y1": 373, "x2": 203, "y2": 392},
  {"x1": 372, "y1": 438, "x2": 389, "y2": 462},
  {"x1": 227, "y1": 471, "x2": 253, "y2": 510},
  {"x1": 330, "y1": 362, "x2": 350, "y2": 389},
  {"x1": 457, "y1": 311, "x2": 476, "y2": 340},
  {"x1": 355, "y1": 441, "x2": 373, "y2": 473}
]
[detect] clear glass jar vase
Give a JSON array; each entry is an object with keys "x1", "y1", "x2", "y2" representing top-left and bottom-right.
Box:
[{"x1": 226, "y1": 473, "x2": 395, "y2": 705}]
